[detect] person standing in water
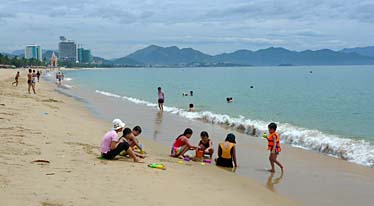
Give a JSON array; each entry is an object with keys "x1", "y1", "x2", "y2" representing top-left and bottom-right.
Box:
[
  {"x1": 12, "y1": 71, "x2": 20, "y2": 87},
  {"x1": 27, "y1": 69, "x2": 36, "y2": 94},
  {"x1": 57, "y1": 72, "x2": 62, "y2": 87},
  {"x1": 157, "y1": 87, "x2": 165, "y2": 111}
]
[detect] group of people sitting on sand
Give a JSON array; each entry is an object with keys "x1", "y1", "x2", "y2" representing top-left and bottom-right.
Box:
[
  {"x1": 100, "y1": 118, "x2": 283, "y2": 172},
  {"x1": 170, "y1": 128, "x2": 238, "y2": 168},
  {"x1": 100, "y1": 119, "x2": 145, "y2": 163}
]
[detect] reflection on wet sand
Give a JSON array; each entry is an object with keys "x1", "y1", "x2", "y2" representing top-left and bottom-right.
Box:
[
  {"x1": 217, "y1": 165, "x2": 237, "y2": 173},
  {"x1": 266, "y1": 172, "x2": 284, "y2": 192},
  {"x1": 153, "y1": 111, "x2": 163, "y2": 140}
]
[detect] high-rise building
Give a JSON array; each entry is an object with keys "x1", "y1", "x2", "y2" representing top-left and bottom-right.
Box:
[
  {"x1": 58, "y1": 38, "x2": 77, "y2": 62},
  {"x1": 78, "y1": 47, "x2": 92, "y2": 63},
  {"x1": 25, "y1": 45, "x2": 42, "y2": 61}
]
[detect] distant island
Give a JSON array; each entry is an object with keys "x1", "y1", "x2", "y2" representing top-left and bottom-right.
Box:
[{"x1": 2, "y1": 45, "x2": 374, "y2": 68}]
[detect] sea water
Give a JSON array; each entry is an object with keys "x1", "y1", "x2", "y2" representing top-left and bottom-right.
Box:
[{"x1": 57, "y1": 66, "x2": 374, "y2": 167}]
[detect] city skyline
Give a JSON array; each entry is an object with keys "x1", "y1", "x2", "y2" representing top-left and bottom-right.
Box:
[{"x1": 1, "y1": 0, "x2": 374, "y2": 58}]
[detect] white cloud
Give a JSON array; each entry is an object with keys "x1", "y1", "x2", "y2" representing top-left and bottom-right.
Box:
[{"x1": 0, "y1": 0, "x2": 373, "y2": 58}]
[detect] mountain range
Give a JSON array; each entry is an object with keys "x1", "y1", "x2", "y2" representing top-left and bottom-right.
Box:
[
  {"x1": 340, "y1": 46, "x2": 374, "y2": 58},
  {"x1": 119, "y1": 45, "x2": 374, "y2": 66},
  {"x1": 2, "y1": 45, "x2": 374, "y2": 66}
]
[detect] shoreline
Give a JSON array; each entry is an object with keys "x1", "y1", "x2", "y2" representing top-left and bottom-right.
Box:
[
  {"x1": 50, "y1": 68, "x2": 374, "y2": 206},
  {"x1": 0, "y1": 69, "x2": 292, "y2": 205}
]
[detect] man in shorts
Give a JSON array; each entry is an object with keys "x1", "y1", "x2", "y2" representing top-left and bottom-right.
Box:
[{"x1": 27, "y1": 69, "x2": 36, "y2": 94}]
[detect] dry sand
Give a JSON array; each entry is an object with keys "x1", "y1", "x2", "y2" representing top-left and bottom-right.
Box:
[{"x1": 0, "y1": 69, "x2": 292, "y2": 206}]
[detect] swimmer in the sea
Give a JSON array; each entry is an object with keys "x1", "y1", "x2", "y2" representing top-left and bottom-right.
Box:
[{"x1": 188, "y1": 103, "x2": 195, "y2": 112}]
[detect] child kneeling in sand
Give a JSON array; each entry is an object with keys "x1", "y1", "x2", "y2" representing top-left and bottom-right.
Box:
[
  {"x1": 264, "y1": 122, "x2": 284, "y2": 173},
  {"x1": 171, "y1": 128, "x2": 198, "y2": 158},
  {"x1": 198, "y1": 131, "x2": 214, "y2": 159},
  {"x1": 120, "y1": 127, "x2": 145, "y2": 158},
  {"x1": 100, "y1": 119, "x2": 143, "y2": 163},
  {"x1": 215, "y1": 133, "x2": 238, "y2": 168},
  {"x1": 122, "y1": 126, "x2": 143, "y2": 150}
]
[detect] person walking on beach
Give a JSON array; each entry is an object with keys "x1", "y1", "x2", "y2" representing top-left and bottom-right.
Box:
[
  {"x1": 215, "y1": 133, "x2": 238, "y2": 168},
  {"x1": 27, "y1": 69, "x2": 36, "y2": 94},
  {"x1": 100, "y1": 119, "x2": 143, "y2": 163},
  {"x1": 36, "y1": 70, "x2": 41, "y2": 82},
  {"x1": 264, "y1": 122, "x2": 284, "y2": 173},
  {"x1": 12, "y1": 71, "x2": 20, "y2": 87},
  {"x1": 32, "y1": 70, "x2": 37, "y2": 90},
  {"x1": 157, "y1": 87, "x2": 165, "y2": 111}
]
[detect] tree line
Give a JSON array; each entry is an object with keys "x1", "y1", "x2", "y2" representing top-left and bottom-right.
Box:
[
  {"x1": 1, "y1": 53, "x2": 137, "y2": 68},
  {"x1": 0, "y1": 53, "x2": 44, "y2": 67}
]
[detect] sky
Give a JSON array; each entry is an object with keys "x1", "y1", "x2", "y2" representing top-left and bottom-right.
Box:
[{"x1": 0, "y1": 0, "x2": 374, "y2": 58}]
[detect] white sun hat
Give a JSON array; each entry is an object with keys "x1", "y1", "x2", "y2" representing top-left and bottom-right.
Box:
[{"x1": 112, "y1": 119, "x2": 125, "y2": 130}]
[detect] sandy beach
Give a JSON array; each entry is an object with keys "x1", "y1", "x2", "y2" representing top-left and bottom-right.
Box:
[{"x1": 0, "y1": 69, "x2": 292, "y2": 206}]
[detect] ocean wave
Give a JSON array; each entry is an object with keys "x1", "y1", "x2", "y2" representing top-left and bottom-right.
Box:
[
  {"x1": 95, "y1": 90, "x2": 374, "y2": 167},
  {"x1": 64, "y1": 77, "x2": 73, "y2": 81}
]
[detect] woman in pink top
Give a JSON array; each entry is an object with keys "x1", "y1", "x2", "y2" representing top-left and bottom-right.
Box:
[
  {"x1": 157, "y1": 87, "x2": 165, "y2": 111},
  {"x1": 171, "y1": 128, "x2": 198, "y2": 158}
]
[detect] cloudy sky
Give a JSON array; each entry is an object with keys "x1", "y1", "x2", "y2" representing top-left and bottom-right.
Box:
[{"x1": 0, "y1": 0, "x2": 373, "y2": 58}]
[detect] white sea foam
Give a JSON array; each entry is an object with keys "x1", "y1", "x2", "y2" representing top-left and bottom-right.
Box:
[
  {"x1": 64, "y1": 77, "x2": 73, "y2": 81},
  {"x1": 62, "y1": 84, "x2": 73, "y2": 89},
  {"x1": 95, "y1": 90, "x2": 121, "y2": 98},
  {"x1": 95, "y1": 90, "x2": 374, "y2": 167}
]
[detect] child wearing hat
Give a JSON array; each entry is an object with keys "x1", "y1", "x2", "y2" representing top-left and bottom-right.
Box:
[{"x1": 215, "y1": 133, "x2": 238, "y2": 168}]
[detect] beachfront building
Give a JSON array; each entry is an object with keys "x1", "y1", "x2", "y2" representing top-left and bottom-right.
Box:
[
  {"x1": 25, "y1": 45, "x2": 42, "y2": 61},
  {"x1": 50, "y1": 52, "x2": 58, "y2": 67},
  {"x1": 58, "y1": 37, "x2": 77, "y2": 63},
  {"x1": 77, "y1": 47, "x2": 92, "y2": 63}
]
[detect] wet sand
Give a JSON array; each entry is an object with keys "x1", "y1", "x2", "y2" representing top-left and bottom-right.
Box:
[
  {"x1": 0, "y1": 69, "x2": 291, "y2": 206},
  {"x1": 57, "y1": 74, "x2": 374, "y2": 206}
]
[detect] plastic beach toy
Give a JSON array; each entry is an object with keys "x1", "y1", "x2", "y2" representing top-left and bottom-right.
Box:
[
  {"x1": 183, "y1": 157, "x2": 191, "y2": 162},
  {"x1": 203, "y1": 159, "x2": 212, "y2": 164},
  {"x1": 148, "y1": 163, "x2": 166, "y2": 170},
  {"x1": 262, "y1": 133, "x2": 268, "y2": 139}
]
